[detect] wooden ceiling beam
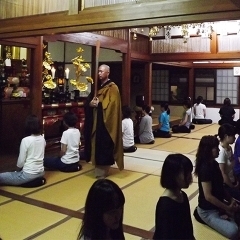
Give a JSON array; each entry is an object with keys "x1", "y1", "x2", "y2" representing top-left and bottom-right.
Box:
[
  {"x1": 0, "y1": 0, "x2": 240, "y2": 38},
  {"x1": 151, "y1": 52, "x2": 240, "y2": 62},
  {"x1": 43, "y1": 32, "x2": 128, "y2": 53}
]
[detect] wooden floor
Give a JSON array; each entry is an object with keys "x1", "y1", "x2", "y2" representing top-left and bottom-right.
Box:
[{"x1": 0, "y1": 124, "x2": 229, "y2": 239}]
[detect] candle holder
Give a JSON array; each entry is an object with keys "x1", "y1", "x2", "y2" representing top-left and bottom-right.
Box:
[
  {"x1": 73, "y1": 89, "x2": 80, "y2": 102},
  {"x1": 65, "y1": 78, "x2": 71, "y2": 103},
  {"x1": 57, "y1": 78, "x2": 65, "y2": 103}
]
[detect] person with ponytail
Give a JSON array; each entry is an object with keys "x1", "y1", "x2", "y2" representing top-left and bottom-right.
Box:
[{"x1": 153, "y1": 102, "x2": 171, "y2": 138}]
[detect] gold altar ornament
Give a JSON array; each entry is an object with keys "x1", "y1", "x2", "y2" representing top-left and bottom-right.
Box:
[
  {"x1": 42, "y1": 51, "x2": 56, "y2": 89},
  {"x1": 70, "y1": 47, "x2": 93, "y2": 91}
]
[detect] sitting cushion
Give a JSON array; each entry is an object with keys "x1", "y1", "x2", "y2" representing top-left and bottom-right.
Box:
[
  {"x1": 20, "y1": 177, "x2": 46, "y2": 188},
  {"x1": 193, "y1": 207, "x2": 206, "y2": 225},
  {"x1": 61, "y1": 164, "x2": 82, "y2": 172}
]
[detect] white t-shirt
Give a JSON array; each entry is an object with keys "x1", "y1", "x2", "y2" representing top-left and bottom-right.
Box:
[
  {"x1": 61, "y1": 128, "x2": 80, "y2": 164},
  {"x1": 183, "y1": 108, "x2": 192, "y2": 128},
  {"x1": 122, "y1": 118, "x2": 134, "y2": 148},
  {"x1": 193, "y1": 103, "x2": 206, "y2": 119},
  {"x1": 17, "y1": 135, "x2": 46, "y2": 174},
  {"x1": 215, "y1": 144, "x2": 235, "y2": 182}
]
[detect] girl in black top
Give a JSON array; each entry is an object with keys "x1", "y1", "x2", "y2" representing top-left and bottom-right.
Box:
[
  {"x1": 194, "y1": 135, "x2": 239, "y2": 239},
  {"x1": 153, "y1": 154, "x2": 194, "y2": 240},
  {"x1": 218, "y1": 98, "x2": 236, "y2": 126}
]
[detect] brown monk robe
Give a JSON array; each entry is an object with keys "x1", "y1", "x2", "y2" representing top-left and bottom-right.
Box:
[{"x1": 84, "y1": 64, "x2": 123, "y2": 178}]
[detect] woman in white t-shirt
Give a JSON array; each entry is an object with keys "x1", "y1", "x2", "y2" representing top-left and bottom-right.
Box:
[
  {"x1": 122, "y1": 106, "x2": 137, "y2": 153},
  {"x1": 192, "y1": 96, "x2": 212, "y2": 124},
  {"x1": 215, "y1": 123, "x2": 240, "y2": 202},
  {"x1": 0, "y1": 115, "x2": 46, "y2": 187}
]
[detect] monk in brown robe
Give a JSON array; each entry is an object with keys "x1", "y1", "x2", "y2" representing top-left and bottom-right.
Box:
[{"x1": 84, "y1": 64, "x2": 123, "y2": 178}]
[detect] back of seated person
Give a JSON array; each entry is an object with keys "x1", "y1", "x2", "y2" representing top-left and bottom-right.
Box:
[
  {"x1": 218, "y1": 97, "x2": 236, "y2": 126},
  {"x1": 134, "y1": 105, "x2": 155, "y2": 144},
  {"x1": 122, "y1": 105, "x2": 137, "y2": 153},
  {"x1": 153, "y1": 102, "x2": 171, "y2": 138},
  {"x1": 192, "y1": 96, "x2": 212, "y2": 124},
  {"x1": 44, "y1": 112, "x2": 81, "y2": 172}
]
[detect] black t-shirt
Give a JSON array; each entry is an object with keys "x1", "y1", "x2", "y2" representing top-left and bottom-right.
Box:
[
  {"x1": 198, "y1": 160, "x2": 225, "y2": 210},
  {"x1": 219, "y1": 106, "x2": 235, "y2": 123},
  {"x1": 153, "y1": 191, "x2": 194, "y2": 240}
]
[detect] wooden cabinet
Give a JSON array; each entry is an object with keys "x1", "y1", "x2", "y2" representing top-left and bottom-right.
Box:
[
  {"x1": 42, "y1": 100, "x2": 85, "y2": 153},
  {"x1": 0, "y1": 99, "x2": 31, "y2": 154}
]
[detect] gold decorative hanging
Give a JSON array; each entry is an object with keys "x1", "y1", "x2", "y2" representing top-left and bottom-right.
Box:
[
  {"x1": 70, "y1": 47, "x2": 93, "y2": 91},
  {"x1": 42, "y1": 51, "x2": 56, "y2": 89}
]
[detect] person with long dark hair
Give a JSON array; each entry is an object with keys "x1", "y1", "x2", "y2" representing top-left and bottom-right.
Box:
[
  {"x1": 153, "y1": 102, "x2": 171, "y2": 138},
  {"x1": 0, "y1": 115, "x2": 46, "y2": 187},
  {"x1": 194, "y1": 135, "x2": 239, "y2": 239},
  {"x1": 192, "y1": 96, "x2": 212, "y2": 124},
  {"x1": 78, "y1": 179, "x2": 125, "y2": 240},
  {"x1": 153, "y1": 154, "x2": 194, "y2": 239}
]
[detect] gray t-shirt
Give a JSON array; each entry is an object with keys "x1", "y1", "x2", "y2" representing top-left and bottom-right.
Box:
[{"x1": 139, "y1": 115, "x2": 154, "y2": 143}]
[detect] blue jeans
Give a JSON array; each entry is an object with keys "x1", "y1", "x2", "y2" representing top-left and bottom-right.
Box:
[
  {"x1": 197, "y1": 206, "x2": 238, "y2": 239},
  {"x1": 0, "y1": 171, "x2": 44, "y2": 186}
]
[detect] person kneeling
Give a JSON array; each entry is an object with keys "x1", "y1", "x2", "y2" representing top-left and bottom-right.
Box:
[
  {"x1": 134, "y1": 105, "x2": 155, "y2": 144},
  {"x1": 44, "y1": 112, "x2": 82, "y2": 172},
  {"x1": 192, "y1": 96, "x2": 212, "y2": 124},
  {"x1": 122, "y1": 105, "x2": 137, "y2": 153},
  {"x1": 153, "y1": 102, "x2": 171, "y2": 138},
  {"x1": 0, "y1": 115, "x2": 46, "y2": 187}
]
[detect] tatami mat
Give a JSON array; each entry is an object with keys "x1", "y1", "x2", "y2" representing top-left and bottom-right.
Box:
[
  {"x1": 0, "y1": 196, "x2": 10, "y2": 204},
  {"x1": 123, "y1": 175, "x2": 162, "y2": 230},
  {"x1": 0, "y1": 201, "x2": 66, "y2": 240},
  {"x1": 32, "y1": 218, "x2": 81, "y2": 240},
  {"x1": 0, "y1": 161, "x2": 94, "y2": 195},
  {"x1": 152, "y1": 138, "x2": 200, "y2": 154},
  {"x1": 0, "y1": 123, "x2": 229, "y2": 239}
]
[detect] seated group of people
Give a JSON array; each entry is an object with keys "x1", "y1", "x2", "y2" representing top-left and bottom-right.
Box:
[
  {"x1": 79, "y1": 120, "x2": 240, "y2": 240},
  {"x1": 0, "y1": 112, "x2": 82, "y2": 188},
  {"x1": 123, "y1": 96, "x2": 237, "y2": 154},
  {"x1": 124, "y1": 96, "x2": 213, "y2": 151}
]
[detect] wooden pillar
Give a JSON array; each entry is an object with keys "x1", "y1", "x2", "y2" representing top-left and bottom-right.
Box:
[
  {"x1": 30, "y1": 36, "x2": 43, "y2": 120},
  {"x1": 210, "y1": 32, "x2": 217, "y2": 54},
  {"x1": 144, "y1": 62, "x2": 152, "y2": 106},
  {"x1": 122, "y1": 29, "x2": 131, "y2": 106},
  {"x1": 69, "y1": 0, "x2": 81, "y2": 14},
  {"x1": 189, "y1": 67, "x2": 194, "y2": 102},
  {"x1": 91, "y1": 44, "x2": 97, "y2": 96}
]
